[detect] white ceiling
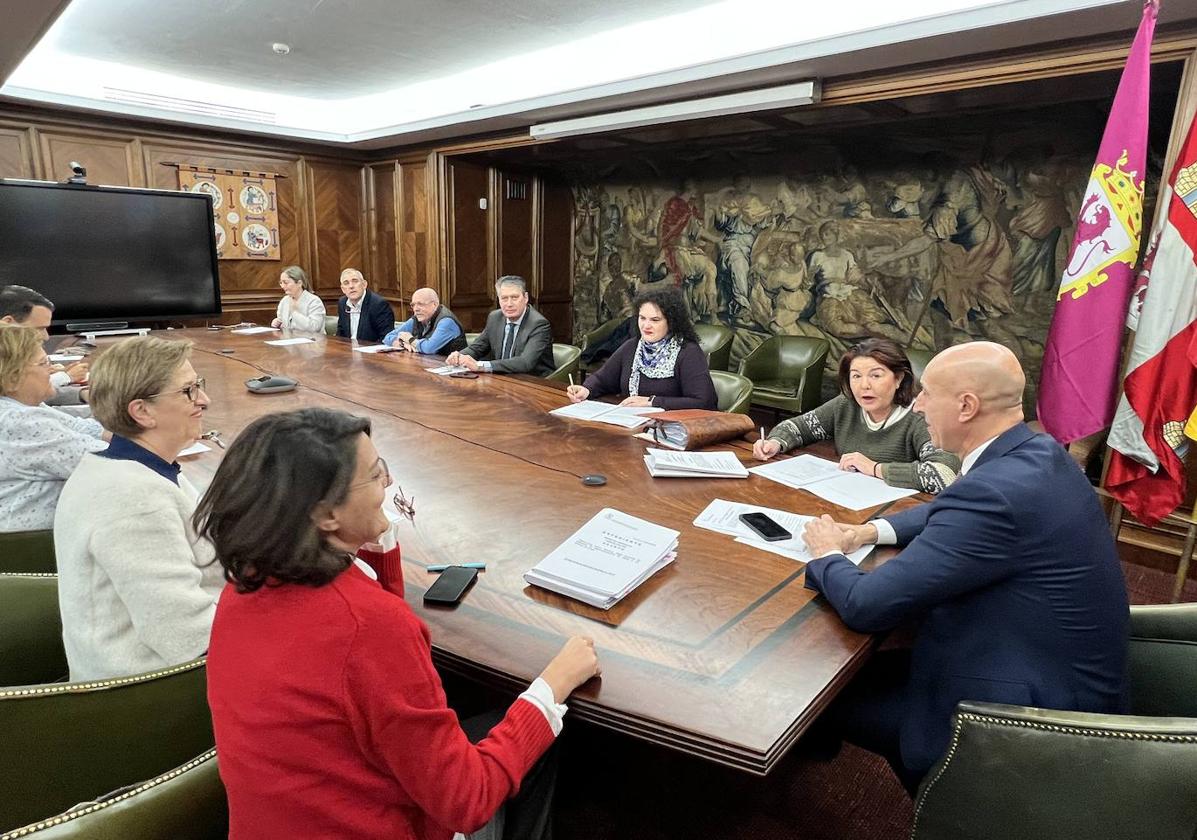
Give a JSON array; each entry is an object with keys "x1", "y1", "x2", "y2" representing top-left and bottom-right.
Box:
[{"x1": 1, "y1": 0, "x2": 1195, "y2": 149}]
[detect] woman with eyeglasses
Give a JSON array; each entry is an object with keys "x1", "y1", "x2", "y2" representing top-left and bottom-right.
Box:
[
  {"x1": 0, "y1": 324, "x2": 109, "y2": 532},
  {"x1": 55, "y1": 335, "x2": 223, "y2": 681},
  {"x1": 271, "y1": 265, "x2": 327, "y2": 336},
  {"x1": 197, "y1": 408, "x2": 600, "y2": 840}
]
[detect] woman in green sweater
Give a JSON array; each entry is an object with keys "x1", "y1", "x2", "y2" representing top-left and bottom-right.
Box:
[{"x1": 751, "y1": 338, "x2": 959, "y2": 494}]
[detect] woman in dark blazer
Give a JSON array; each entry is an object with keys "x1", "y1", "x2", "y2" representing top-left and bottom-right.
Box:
[{"x1": 567, "y1": 286, "x2": 717, "y2": 411}]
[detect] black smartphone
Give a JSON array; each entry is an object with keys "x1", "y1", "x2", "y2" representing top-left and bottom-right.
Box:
[
  {"x1": 423, "y1": 566, "x2": 479, "y2": 605},
  {"x1": 739, "y1": 512, "x2": 792, "y2": 542},
  {"x1": 449, "y1": 371, "x2": 479, "y2": 379}
]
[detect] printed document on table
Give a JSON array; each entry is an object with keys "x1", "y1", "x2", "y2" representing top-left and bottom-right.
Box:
[
  {"x1": 750, "y1": 453, "x2": 917, "y2": 510},
  {"x1": 749, "y1": 453, "x2": 841, "y2": 488},
  {"x1": 177, "y1": 442, "x2": 212, "y2": 457},
  {"x1": 550, "y1": 401, "x2": 663, "y2": 429},
  {"x1": 264, "y1": 337, "x2": 316, "y2": 346},
  {"x1": 694, "y1": 499, "x2": 870, "y2": 564},
  {"x1": 48, "y1": 354, "x2": 85, "y2": 362},
  {"x1": 231, "y1": 326, "x2": 278, "y2": 335},
  {"x1": 644, "y1": 448, "x2": 748, "y2": 478},
  {"x1": 352, "y1": 344, "x2": 392, "y2": 353},
  {"x1": 532, "y1": 508, "x2": 678, "y2": 596},
  {"x1": 428, "y1": 365, "x2": 469, "y2": 375}
]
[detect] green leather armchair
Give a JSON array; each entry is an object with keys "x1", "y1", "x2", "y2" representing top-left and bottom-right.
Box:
[
  {"x1": 737, "y1": 336, "x2": 830, "y2": 416},
  {"x1": 0, "y1": 658, "x2": 215, "y2": 832},
  {"x1": 711, "y1": 371, "x2": 754, "y2": 415},
  {"x1": 323, "y1": 314, "x2": 338, "y2": 337},
  {"x1": 546, "y1": 344, "x2": 582, "y2": 384},
  {"x1": 0, "y1": 750, "x2": 227, "y2": 840},
  {"x1": 911, "y1": 604, "x2": 1197, "y2": 840},
  {"x1": 0, "y1": 574, "x2": 67, "y2": 687},
  {"x1": 906, "y1": 348, "x2": 933, "y2": 384},
  {"x1": 578, "y1": 317, "x2": 626, "y2": 372},
  {"x1": 694, "y1": 323, "x2": 734, "y2": 372},
  {"x1": 0, "y1": 530, "x2": 56, "y2": 573},
  {"x1": 464, "y1": 332, "x2": 480, "y2": 346}
]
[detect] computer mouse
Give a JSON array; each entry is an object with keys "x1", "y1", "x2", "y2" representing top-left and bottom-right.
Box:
[
  {"x1": 245, "y1": 374, "x2": 298, "y2": 394},
  {"x1": 581, "y1": 474, "x2": 607, "y2": 486}
]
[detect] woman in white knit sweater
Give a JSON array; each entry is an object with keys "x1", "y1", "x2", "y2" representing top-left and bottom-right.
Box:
[
  {"x1": 54, "y1": 336, "x2": 224, "y2": 681},
  {"x1": 271, "y1": 265, "x2": 326, "y2": 336}
]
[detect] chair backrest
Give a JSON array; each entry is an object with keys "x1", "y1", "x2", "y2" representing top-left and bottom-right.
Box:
[
  {"x1": 464, "y1": 332, "x2": 480, "y2": 346},
  {"x1": 710, "y1": 371, "x2": 754, "y2": 415},
  {"x1": 579, "y1": 317, "x2": 625, "y2": 353},
  {"x1": 738, "y1": 335, "x2": 830, "y2": 413},
  {"x1": 1, "y1": 750, "x2": 227, "y2": 840},
  {"x1": 0, "y1": 574, "x2": 68, "y2": 687},
  {"x1": 323, "y1": 314, "x2": 338, "y2": 337},
  {"x1": 546, "y1": 344, "x2": 582, "y2": 383},
  {"x1": 0, "y1": 659, "x2": 214, "y2": 832},
  {"x1": 0, "y1": 529, "x2": 56, "y2": 573},
  {"x1": 906, "y1": 348, "x2": 934, "y2": 383},
  {"x1": 911, "y1": 701, "x2": 1197, "y2": 840},
  {"x1": 1127, "y1": 603, "x2": 1197, "y2": 718},
  {"x1": 694, "y1": 324, "x2": 734, "y2": 371}
]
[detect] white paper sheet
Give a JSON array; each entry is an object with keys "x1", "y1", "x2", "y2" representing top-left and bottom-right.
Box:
[
  {"x1": 264, "y1": 337, "x2": 316, "y2": 346},
  {"x1": 645, "y1": 448, "x2": 748, "y2": 477},
  {"x1": 694, "y1": 499, "x2": 872, "y2": 564},
  {"x1": 48, "y1": 354, "x2": 85, "y2": 362},
  {"x1": 352, "y1": 344, "x2": 392, "y2": 353},
  {"x1": 177, "y1": 441, "x2": 212, "y2": 457},
  {"x1": 750, "y1": 453, "x2": 917, "y2": 510},
  {"x1": 428, "y1": 365, "x2": 470, "y2": 375},
  {"x1": 231, "y1": 326, "x2": 279, "y2": 335}
]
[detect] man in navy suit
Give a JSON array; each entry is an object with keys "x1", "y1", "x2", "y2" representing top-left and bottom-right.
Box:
[
  {"x1": 802, "y1": 341, "x2": 1128, "y2": 794},
  {"x1": 336, "y1": 268, "x2": 395, "y2": 343}
]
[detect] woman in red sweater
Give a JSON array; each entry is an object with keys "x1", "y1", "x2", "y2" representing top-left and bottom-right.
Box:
[{"x1": 195, "y1": 408, "x2": 599, "y2": 840}]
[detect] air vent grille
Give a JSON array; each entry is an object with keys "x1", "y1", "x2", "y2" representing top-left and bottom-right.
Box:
[{"x1": 102, "y1": 88, "x2": 277, "y2": 124}]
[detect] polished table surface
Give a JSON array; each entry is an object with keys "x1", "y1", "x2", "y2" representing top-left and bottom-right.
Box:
[{"x1": 108, "y1": 328, "x2": 919, "y2": 775}]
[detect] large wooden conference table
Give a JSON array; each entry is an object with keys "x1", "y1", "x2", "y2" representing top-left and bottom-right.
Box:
[{"x1": 108, "y1": 327, "x2": 920, "y2": 776}]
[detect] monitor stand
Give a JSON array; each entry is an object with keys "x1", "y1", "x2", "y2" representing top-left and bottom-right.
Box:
[{"x1": 78, "y1": 327, "x2": 150, "y2": 343}]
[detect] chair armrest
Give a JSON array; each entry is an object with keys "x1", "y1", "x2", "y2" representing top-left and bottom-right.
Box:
[
  {"x1": 913, "y1": 701, "x2": 1197, "y2": 840},
  {"x1": 736, "y1": 342, "x2": 773, "y2": 381}
]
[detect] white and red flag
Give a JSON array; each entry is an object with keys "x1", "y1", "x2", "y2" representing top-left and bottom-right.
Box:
[{"x1": 1106, "y1": 109, "x2": 1197, "y2": 525}]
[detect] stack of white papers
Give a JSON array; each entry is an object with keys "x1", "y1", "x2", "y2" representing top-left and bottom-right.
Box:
[
  {"x1": 749, "y1": 454, "x2": 917, "y2": 510},
  {"x1": 524, "y1": 508, "x2": 679, "y2": 609},
  {"x1": 550, "y1": 400, "x2": 663, "y2": 429},
  {"x1": 230, "y1": 326, "x2": 278, "y2": 335},
  {"x1": 264, "y1": 337, "x2": 316, "y2": 346},
  {"x1": 693, "y1": 499, "x2": 872, "y2": 565},
  {"x1": 352, "y1": 344, "x2": 393, "y2": 353},
  {"x1": 643, "y1": 448, "x2": 748, "y2": 479},
  {"x1": 428, "y1": 364, "x2": 469, "y2": 375}
]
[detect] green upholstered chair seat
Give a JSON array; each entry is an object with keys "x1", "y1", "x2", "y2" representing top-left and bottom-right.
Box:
[
  {"x1": 0, "y1": 574, "x2": 68, "y2": 687},
  {"x1": 711, "y1": 371, "x2": 754, "y2": 415},
  {"x1": 547, "y1": 344, "x2": 582, "y2": 383},
  {"x1": 0, "y1": 530, "x2": 56, "y2": 574},
  {"x1": 751, "y1": 379, "x2": 805, "y2": 398},
  {"x1": 0, "y1": 659, "x2": 214, "y2": 832},
  {"x1": 912, "y1": 604, "x2": 1197, "y2": 840},
  {"x1": 1, "y1": 750, "x2": 227, "y2": 840},
  {"x1": 323, "y1": 314, "x2": 338, "y2": 337}
]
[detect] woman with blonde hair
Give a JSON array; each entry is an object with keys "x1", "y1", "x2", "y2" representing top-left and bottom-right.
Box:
[
  {"x1": 0, "y1": 324, "x2": 107, "y2": 531},
  {"x1": 54, "y1": 335, "x2": 222, "y2": 680},
  {"x1": 271, "y1": 265, "x2": 326, "y2": 335}
]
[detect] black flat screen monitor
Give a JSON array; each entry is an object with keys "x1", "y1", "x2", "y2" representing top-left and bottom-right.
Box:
[{"x1": 0, "y1": 180, "x2": 222, "y2": 326}]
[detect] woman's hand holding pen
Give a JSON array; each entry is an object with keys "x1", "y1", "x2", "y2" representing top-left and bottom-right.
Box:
[{"x1": 566, "y1": 385, "x2": 590, "y2": 403}]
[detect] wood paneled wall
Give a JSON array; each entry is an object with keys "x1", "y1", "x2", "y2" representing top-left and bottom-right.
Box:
[
  {"x1": 0, "y1": 108, "x2": 376, "y2": 325},
  {"x1": 440, "y1": 156, "x2": 574, "y2": 340}
]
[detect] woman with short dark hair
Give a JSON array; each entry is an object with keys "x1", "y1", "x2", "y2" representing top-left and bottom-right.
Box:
[
  {"x1": 567, "y1": 286, "x2": 717, "y2": 410},
  {"x1": 198, "y1": 408, "x2": 599, "y2": 840},
  {"x1": 752, "y1": 338, "x2": 959, "y2": 494}
]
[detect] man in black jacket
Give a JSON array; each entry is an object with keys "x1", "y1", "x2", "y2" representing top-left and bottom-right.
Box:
[{"x1": 336, "y1": 268, "x2": 395, "y2": 343}]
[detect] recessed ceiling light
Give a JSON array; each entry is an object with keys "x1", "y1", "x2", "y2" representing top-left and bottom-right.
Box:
[{"x1": 271, "y1": 43, "x2": 291, "y2": 56}]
